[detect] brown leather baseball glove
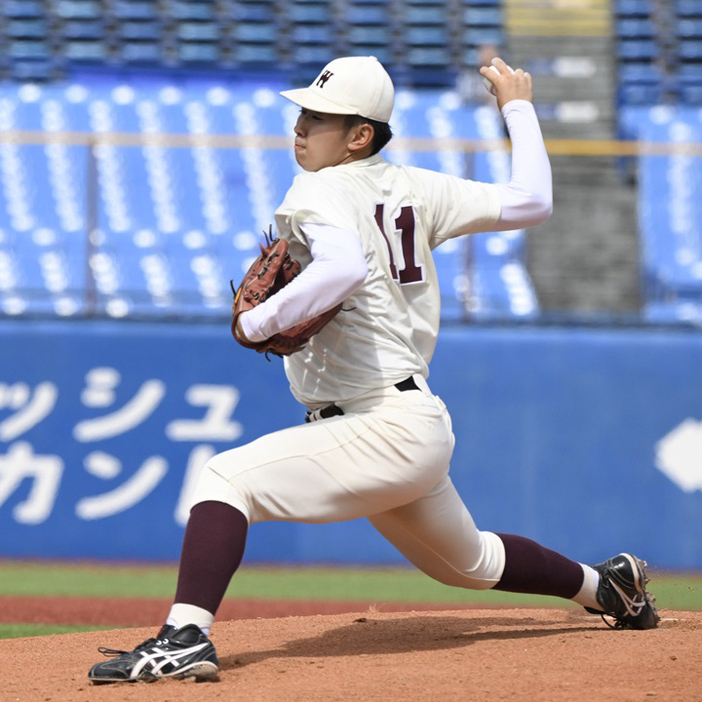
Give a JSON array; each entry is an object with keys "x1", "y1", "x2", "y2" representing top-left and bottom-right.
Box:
[{"x1": 231, "y1": 229, "x2": 342, "y2": 357}]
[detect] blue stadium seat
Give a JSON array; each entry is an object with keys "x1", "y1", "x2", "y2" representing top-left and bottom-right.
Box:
[
  {"x1": 170, "y1": 1, "x2": 218, "y2": 20},
  {"x1": 288, "y1": 3, "x2": 332, "y2": 22},
  {"x1": 679, "y1": 83, "x2": 702, "y2": 104},
  {"x1": 177, "y1": 22, "x2": 221, "y2": 41},
  {"x1": 407, "y1": 47, "x2": 451, "y2": 66},
  {"x1": 177, "y1": 43, "x2": 221, "y2": 63},
  {"x1": 233, "y1": 44, "x2": 278, "y2": 63},
  {"x1": 679, "y1": 62, "x2": 702, "y2": 79},
  {"x1": 0, "y1": 76, "x2": 533, "y2": 322},
  {"x1": 118, "y1": 20, "x2": 164, "y2": 40},
  {"x1": 676, "y1": 0, "x2": 702, "y2": 18},
  {"x1": 406, "y1": 27, "x2": 450, "y2": 46},
  {"x1": 343, "y1": 4, "x2": 391, "y2": 25},
  {"x1": 630, "y1": 108, "x2": 702, "y2": 315},
  {"x1": 64, "y1": 41, "x2": 109, "y2": 63},
  {"x1": 291, "y1": 45, "x2": 335, "y2": 65},
  {"x1": 119, "y1": 41, "x2": 163, "y2": 64},
  {"x1": 348, "y1": 26, "x2": 392, "y2": 44},
  {"x1": 678, "y1": 40, "x2": 702, "y2": 60},
  {"x1": 346, "y1": 45, "x2": 394, "y2": 64},
  {"x1": 462, "y1": 27, "x2": 504, "y2": 46},
  {"x1": 111, "y1": 0, "x2": 160, "y2": 20},
  {"x1": 55, "y1": 0, "x2": 102, "y2": 19},
  {"x1": 678, "y1": 19, "x2": 702, "y2": 38},
  {"x1": 5, "y1": 19, "x2": 49, "y2": 38},
  {"x1": 618, "y1": 61, "x2": 662, "y2": 83},
  {"x1": 292, "y1": 25, "x2": 331, "y2": 43},
  {"x1": 464, "y1": 7, "x2": 501, "y2": 25},
  {"x1": 61, "y1": 19, "x2": 107, "y2": 40},
  {"x1": 8, "y1": 40, "x2": 52, "y2": 60},
  {"x1": 614, "y1": 0, "x2": 652, "y2": 17},
  {"x1": 232, "y1": 23, "x2": 274, "y2": 42},
  {"x1": 405, "y1": 6, "x2": 448, "y2": 24},
  {"x1": 9, "y1": 59, "x2": 55, "y2": 81},
  {"x1": 1, "y1": 1, "x2": 45, "y2": 18},
  {"x1": 230, "y1": 2, "x2": 276, "y2": 22},
  {"x1": 616, "y1": 18, "x2": 655, "y2": 38},
  {"x1": 618, "y1": 82, "x2": 664, "y2": 105},
  {"x1": 617, "y1": 39, "x2": 659, "y2": 60}
]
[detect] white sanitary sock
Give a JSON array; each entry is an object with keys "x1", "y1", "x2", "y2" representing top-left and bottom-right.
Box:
[
  {"x1": 570, "y1": 564, "x2": 601, "y2": 610},
  {"x1": 166, "y1": 603, "x2": 215, "y2": 636}
]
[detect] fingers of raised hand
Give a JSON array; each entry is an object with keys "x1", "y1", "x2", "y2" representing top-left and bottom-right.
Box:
[{"x1": 479, "y1": 58, "x2": 532, "y2": 102}]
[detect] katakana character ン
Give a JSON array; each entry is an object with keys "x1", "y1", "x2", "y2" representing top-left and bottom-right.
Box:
[
  {"x1": 0, "y1": 442, "x2": 64, "y2": 524},
  {"x1": 75, "y1": 451, "x2": 168, "y2": 520},
  {"x1": 165, "y1": 385, "x2": 242, "y2": 442},
  {"x1": 73, "y1": 367, "x2": 166, "y2": 442},
  {"x1": 0, "y1": 382, "x2": 59, "y2": 441}
]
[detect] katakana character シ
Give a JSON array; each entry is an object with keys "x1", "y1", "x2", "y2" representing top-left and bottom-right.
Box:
[{"x1": 73, "y1": 367, "x2": 166, "y2": 442}]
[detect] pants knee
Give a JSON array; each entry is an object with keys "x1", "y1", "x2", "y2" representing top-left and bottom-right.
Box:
[
  {"x1": 428, "y1": 531, "x2": 506, "y2": 590},
  {"x1": 188, "y1": 463, "x2": 252, "y2": 522}
]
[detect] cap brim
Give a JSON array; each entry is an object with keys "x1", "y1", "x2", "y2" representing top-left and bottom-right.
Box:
[{"x1": 280, "y1": 87, "x2": 358, "y2": 116}]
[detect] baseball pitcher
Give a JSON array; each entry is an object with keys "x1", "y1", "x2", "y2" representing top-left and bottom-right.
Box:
[{"x1": 88, "y1": 56, "x2": 658, "y2": 684}]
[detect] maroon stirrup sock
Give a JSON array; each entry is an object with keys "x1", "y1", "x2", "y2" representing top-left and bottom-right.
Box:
[
  {"x1": 174, "y1": 501, "x2": 249, "y2": 615},
  {"x1": 494, "y1": 533, "x2": 584, "y2": 599}
]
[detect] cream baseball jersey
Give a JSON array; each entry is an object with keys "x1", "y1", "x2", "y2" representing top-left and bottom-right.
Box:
[{"x1": 274, "y1": 153, "x2": 501, "y2": 407}]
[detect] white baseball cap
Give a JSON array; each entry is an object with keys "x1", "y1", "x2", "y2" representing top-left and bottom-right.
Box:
[{"x1": 280, "y1": 56, "x2": 394, "y2": 123}]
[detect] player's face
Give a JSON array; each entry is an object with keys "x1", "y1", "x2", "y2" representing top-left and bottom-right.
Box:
[{"x1": 293, "y1": 109, "x2": 358, "y2": 172}]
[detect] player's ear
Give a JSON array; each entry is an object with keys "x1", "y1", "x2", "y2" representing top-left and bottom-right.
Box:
[{"x1": 347, "y1": 122, "x2": 374, "y2": 153}]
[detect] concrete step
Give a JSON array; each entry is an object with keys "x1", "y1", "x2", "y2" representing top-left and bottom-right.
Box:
[
  {"x1": 509, "y1": 36, "x2": 613, "y2": 54},
  {"x1": 537, "y1": 121, "x2": 615, "y2": 140},
  {"x1": 505, "y1": 19, "x2": 641, "y2": 314}
]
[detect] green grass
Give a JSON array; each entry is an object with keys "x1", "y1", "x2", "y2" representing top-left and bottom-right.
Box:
[
  {"x1": 0, "y1": 624, "x2": 113, "y2": 640},
  {"x1": 0, "y1": 560, "x2": 700, "y2": 611},
  {"x1": 1, "y1": 561, "x2": 700, "y2": 640}
]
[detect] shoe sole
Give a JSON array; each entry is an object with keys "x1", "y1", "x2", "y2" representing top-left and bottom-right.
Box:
[{"x1": 89, "y1": 660, "x2": 219, "y2": 684}]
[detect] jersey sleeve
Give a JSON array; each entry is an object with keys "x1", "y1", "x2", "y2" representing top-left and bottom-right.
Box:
[{"x1": 413, "y1": 169, "x2": 502, "y2": 249}]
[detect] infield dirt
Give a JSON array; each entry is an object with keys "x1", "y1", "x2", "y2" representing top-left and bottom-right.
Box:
[{"x1": 2, "y1": 607, "x2": 700, "y2": 701}]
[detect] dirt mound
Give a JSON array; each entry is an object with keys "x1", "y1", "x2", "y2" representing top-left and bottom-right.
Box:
[
  {"x1": 0, "y1": 595, "x2": 489, "y2": 626},
  {"x1": 3, "y1": 608, "x2": 699, "y2": 701}
]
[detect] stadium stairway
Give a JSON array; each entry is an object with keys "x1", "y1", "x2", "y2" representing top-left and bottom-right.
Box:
[{"x1": 502, "y1": 0, "x2": 642, "y2": 318}]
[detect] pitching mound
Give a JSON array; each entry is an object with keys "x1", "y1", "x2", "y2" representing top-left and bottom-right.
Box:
[{"x1": 3, "y1": 608, "x2": 699, "y2": 701}]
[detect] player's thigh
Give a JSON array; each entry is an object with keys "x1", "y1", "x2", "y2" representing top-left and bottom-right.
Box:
[
  {"x1": 368, "y1": 476, "x2": 506, "y2": 589},
  {"x1": 191, "y1": 399, "x2": 453, "y2": 524}
]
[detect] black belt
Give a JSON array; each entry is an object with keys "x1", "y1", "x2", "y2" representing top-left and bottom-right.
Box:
[
  {"x1": 395, "y1": 376, "x2": 420, "y2": 393},
  {"x1": 306, "y1": 376, "x2": 420, "y2": 422}
]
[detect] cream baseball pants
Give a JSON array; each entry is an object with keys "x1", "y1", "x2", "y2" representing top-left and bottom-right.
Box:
[{"x1": 190, "y1": 375, "x2": 506, "y2": 590}]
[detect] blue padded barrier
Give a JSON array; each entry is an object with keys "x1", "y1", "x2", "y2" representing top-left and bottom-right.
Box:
[{"x1": 1, "y1": 321, "x2": 700, "y2": 568}]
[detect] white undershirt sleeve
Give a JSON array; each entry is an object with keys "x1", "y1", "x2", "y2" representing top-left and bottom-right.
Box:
[
  {"x1": 239, "y1": 223, "x2": 368, "y2": 343},
  {"x1": 493, "y1": 99, "x2": 553, "y2": 229}
]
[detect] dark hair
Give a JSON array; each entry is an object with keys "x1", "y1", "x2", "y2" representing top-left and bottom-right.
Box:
[{"x1": 344, "y1": 115, "x2": 393, "y2": 155}]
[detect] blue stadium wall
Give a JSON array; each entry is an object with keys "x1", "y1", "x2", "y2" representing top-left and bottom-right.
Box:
[{"x1": 0, "y1": 320, "x2": 701, "y2": 570}]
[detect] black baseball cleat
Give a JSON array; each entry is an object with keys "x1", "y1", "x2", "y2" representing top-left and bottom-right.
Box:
[
  {"x1": 585, "y1": 553, "x2": 660, "y2": 630},
  {"x1": 88, "y1": 623, "x2": 219, "y2": 684}
]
